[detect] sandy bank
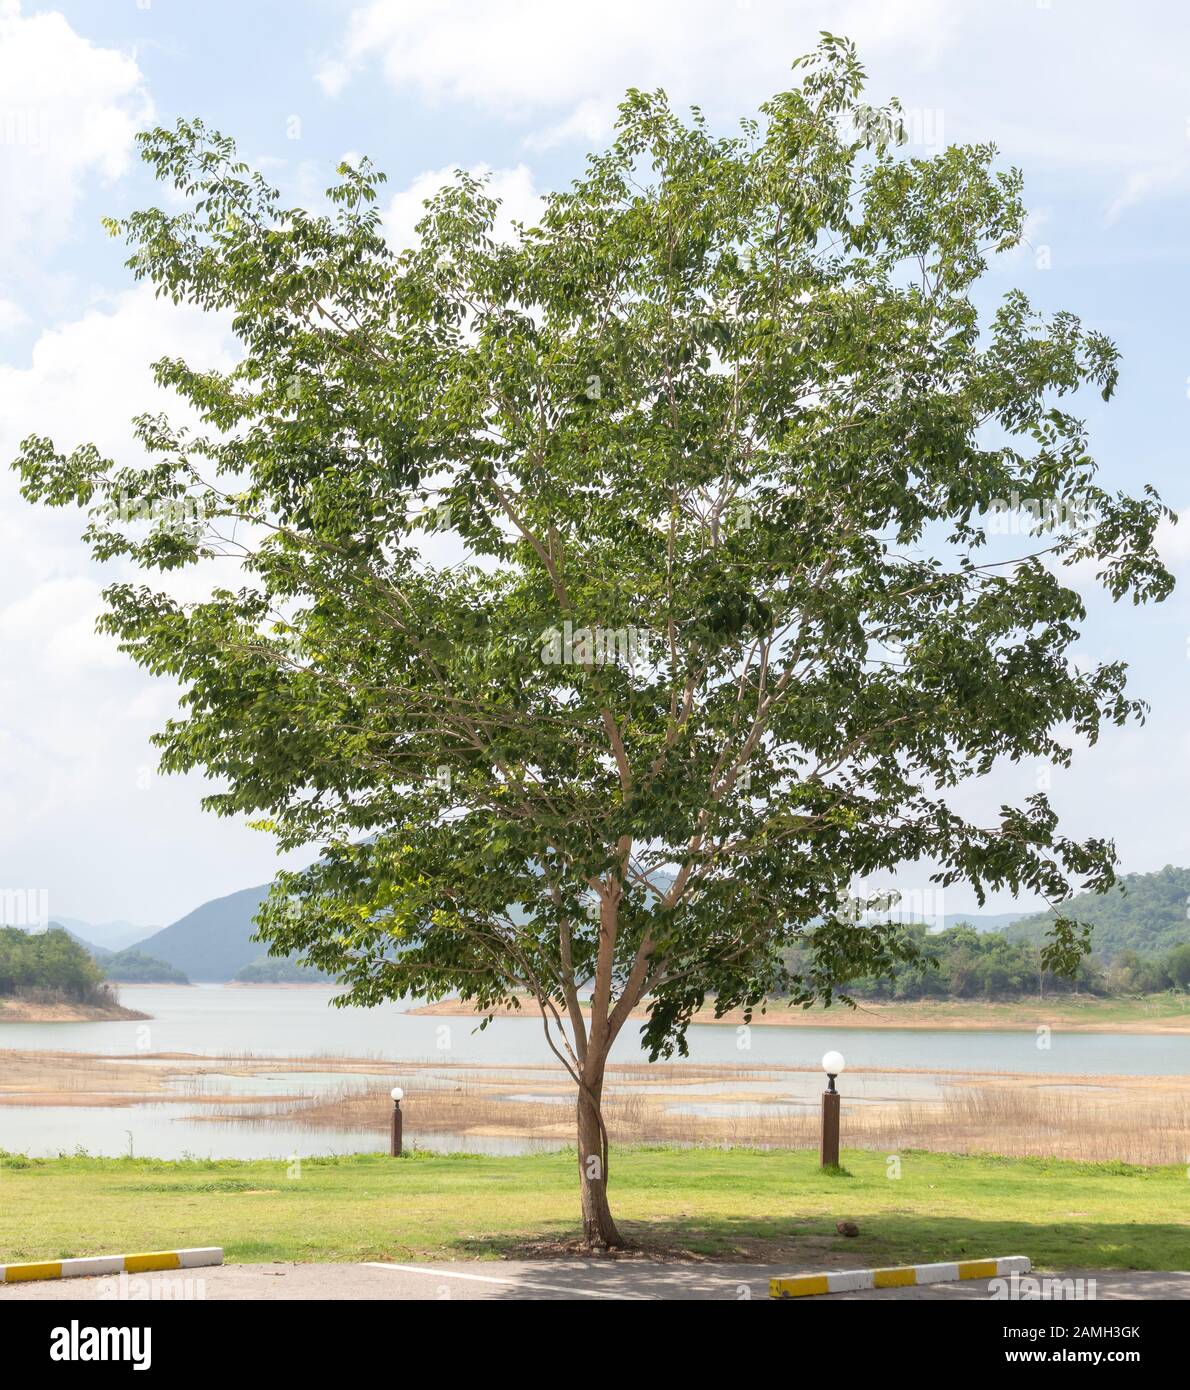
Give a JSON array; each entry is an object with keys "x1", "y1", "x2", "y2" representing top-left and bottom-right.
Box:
[{"x1": 0, "y1": 998, "x2": 149, "y2": 1023}]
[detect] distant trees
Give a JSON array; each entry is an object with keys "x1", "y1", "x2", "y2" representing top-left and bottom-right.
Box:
[
  {"x1": 102, "y1": 949, "x2": 189, "y2": 984},
  {"x1": 1168, "y1": 944, "x2": 1190, "y2": 989},
  {"x1": 233, "y1": 956, "x2": 330, "y2": 983},
  {"x1": 0, "y1": 927, "x2": 111, "y2": 1002},
  {"x1": 810, "y1": 923, "x2": 1106, "y2": 999},
  {"x1": 815, "y1": 921, "x2": 1190, "y2": 1000},
  {"x1": 1106, "y1": 944, "x2": 1190, "y2": 995},
  {"x1": 824, "y1": 862, "x2": 1190, "y2": 1001}
]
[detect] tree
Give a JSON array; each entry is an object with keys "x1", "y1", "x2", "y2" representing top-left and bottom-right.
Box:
[
  {"x1": 103, "y1": 949, "x2": 191, "y2": 984},
  {"x1": 12, "y1": 36, "x2": 1173, "y2": 1247},
  {"x1": 1164, "y1": 944, "x2": 1190, "y2": 990},
  {"x1": 0, "y1": 927, "x2": 107, "y2": 1001}
]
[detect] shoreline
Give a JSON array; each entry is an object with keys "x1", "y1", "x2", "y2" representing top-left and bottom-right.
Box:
[
  {"x1": 117, "y1": 981, "x2": 331, "y2": 990},
  {"x1": 406, "y1": 995, "x2": 1190, "y2": 1035},
  {"x1": 0, "y1": 999, "x2": 149, "y2": 1024},
  {"x1": 222, "y1": 980, "x2": 334, "y2": 989}
]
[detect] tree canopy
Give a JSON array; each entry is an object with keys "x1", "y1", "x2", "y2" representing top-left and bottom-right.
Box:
[
  {"x1": 0, "y1": 927, "x2": 109, "y2": 1002},
  {"x1": 12, "y1": 36, "x2": 1174, "y2": 1244}
]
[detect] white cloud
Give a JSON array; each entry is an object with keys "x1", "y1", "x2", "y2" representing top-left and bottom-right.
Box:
[
  {"x1": 383, "y1": 163, "x2": 543, "y2": 250},
  {"x1": 317, "y1": 0, "x2": 958, "y2": 138},
  {"x1": 1106, "y1": 159, "x2": 1190, "y2": 225},
  {"x1": 1154, "y1": 508, "x2": 1190, "y2": 576},
  {"x1": 0, "y1": 1, "x2": 152, "y2": 258},
  {"x1": 0, "y1": 285, "x2": 237, "y2": 626},
  {"x1": 0, "y1": 286, "x2": 265, "y2": 918},
  {"x1": 318, "y1": 0, "x2": 1190, "y2": 231},
  {"x1": 0, "y1": 298, "x2": 29, "y2": 333},
  {"x1": 124, "y1": 685, "x2": 179, "y2": 723},
  {"x1": 0, "y1": 576, "x2": 122, "y2": 675},
  {"x1": 0, "y1": 285, "x2": 233, "y2": 466},
  {"x1": 524, "y1": 98, "x2": 615, "y2": 154}
]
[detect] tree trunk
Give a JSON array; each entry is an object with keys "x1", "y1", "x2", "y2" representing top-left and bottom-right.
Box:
[{"x1": 577, "y1": 1071, "x2": 623, "y2": 1249}]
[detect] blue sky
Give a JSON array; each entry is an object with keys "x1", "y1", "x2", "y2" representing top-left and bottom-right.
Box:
[{"x1": 1, "y1": 0, "x2": 1188, "y2": 928}]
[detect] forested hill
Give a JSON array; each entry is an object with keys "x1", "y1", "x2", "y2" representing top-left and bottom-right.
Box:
[
  {"x1": 0, "y1": 926, "x2": 109, "y2": 1002},
  {"x1": 129, "y1": 882, "x2": 272, "y2": 981},
  {"x1": 1003, "y1": 866, "x2": 1190, "y2": 959}
]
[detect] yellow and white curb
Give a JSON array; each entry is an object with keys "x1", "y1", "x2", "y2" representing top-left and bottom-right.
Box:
[
  {"x1": 1, "y1": 1247, "x2": 222, "y2": 1284},
  {"x1": 770, "y1": 1254, "x2": 1030, "y2": 1299}
]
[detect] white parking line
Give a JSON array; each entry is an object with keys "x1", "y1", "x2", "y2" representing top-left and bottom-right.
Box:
[{"x1": 363, "y1": 1262, "x2": 659, "y2": 1300}]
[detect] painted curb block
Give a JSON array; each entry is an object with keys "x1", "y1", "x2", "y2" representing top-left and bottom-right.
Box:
[
  {"x1": 0, "y1": 1247, "x2": 222, "y2": 1284},
  {"x1": 770, "y1": 1254, "x2": 1031, "y2": 1299}
]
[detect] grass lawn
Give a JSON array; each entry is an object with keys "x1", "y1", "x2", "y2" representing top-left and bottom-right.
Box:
[{"x1": 1, "y1": 1146, "x2": 1186, "y2": 1271}]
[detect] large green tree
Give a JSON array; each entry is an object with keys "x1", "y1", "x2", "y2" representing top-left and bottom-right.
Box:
[{"x1": 13, "y1": 37, "x2": 1173, "y2": 1246}]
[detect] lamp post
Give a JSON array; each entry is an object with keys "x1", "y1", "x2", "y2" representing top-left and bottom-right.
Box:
[
  {"x1": 820, "y1": 1051, "x2": 844, "y2": 1168},
  {"x1": 389, "y1": 1086, "x2": 404, "y2": 1157}
]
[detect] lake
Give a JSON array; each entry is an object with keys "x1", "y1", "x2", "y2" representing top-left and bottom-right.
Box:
[
  {"x1": 1, "y1": 984, "x2": 1186, "y2": 1160},
  {"x1": 4, "y1": 983, "x2": 1187, "y2": 1072}
]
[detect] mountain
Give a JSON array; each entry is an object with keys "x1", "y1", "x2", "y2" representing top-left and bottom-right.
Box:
[
  {"x1": 51, "y1": 917, "x2": 155, "y2": 952},
  {"x1": 47, "y1": 921, "x2": 113, "y2": 963},
  {"x1": 128, "y1": 861, "x2": 676, "y2": 983},
  {"x1": 129, "y1": 883, "x2": 272, "y2": 981},
  {"x1": 106, "y1": 864, "x2": 1184, "y2": 987},
  {"x1": 1002, "y1": 865, "x2": 1190, "y2": 960}
]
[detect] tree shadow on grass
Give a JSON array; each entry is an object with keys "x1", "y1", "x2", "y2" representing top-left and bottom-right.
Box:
[{"x1": 448, "y1": 1212, "x2": 1188, "y2": 1273}]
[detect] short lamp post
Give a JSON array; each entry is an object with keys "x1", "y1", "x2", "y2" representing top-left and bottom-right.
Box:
[
  {"x1": 389, "y1": 1086, "x2": 404, "y2": 1157},
  {"x1": 820, "y1": 1051, "x2": 844, "y2": 1168}
]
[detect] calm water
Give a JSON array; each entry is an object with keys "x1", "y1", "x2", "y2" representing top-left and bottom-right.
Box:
[
  {"x1": 1, "y1": 984, "x2": 1185, "y2": 1159},
  {"x1": 2, "y1": 983, "x2": 1186, "y2": 1073}
]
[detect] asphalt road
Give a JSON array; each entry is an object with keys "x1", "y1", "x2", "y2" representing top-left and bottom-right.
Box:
[{"x1": 1, "y1": 1262, "x2": 1186, "y2": 1301}]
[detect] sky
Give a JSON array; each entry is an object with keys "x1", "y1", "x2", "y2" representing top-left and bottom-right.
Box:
[{"x1": 1, "y1": 0, "x2": 1188, "y2": 929}]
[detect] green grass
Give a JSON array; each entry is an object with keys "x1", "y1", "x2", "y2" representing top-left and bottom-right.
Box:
[{"x1": 0, "y1": 1146, "x2": 1185, "y2": 1270}]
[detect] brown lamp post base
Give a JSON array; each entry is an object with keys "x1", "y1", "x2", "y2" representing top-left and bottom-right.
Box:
[{"x1": 820, "y1": 1088, "x2": 840, "y2": 1167}]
